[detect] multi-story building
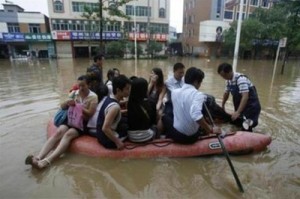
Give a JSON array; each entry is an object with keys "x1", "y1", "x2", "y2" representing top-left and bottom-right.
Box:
[
  {"x1": 47, "y1": 0, "x2": 170, "y2": 58},
  {"x1": 182, "y1": 0, "x2": 273, "y2": 56},
  {"x1": 0, "y1": 3, "x2": 54, "y2": 59}
]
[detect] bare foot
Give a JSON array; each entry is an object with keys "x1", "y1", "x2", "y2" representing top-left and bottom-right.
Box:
[{"x1": 37, "y1": 159, "x2": 51, "y2": 169}]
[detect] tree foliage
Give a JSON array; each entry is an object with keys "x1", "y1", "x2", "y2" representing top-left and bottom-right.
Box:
[
  {"x1": 224, "y1": 0, "x2": 300, "y2": 58},
  {"x1": 106, "y1": 41, "x2": 126, "y2": 58},
  {"x1": 146, "y1": 41, "x2": 163, "y2": 58},
  {"x1": 81, "y1": 0, "x2": 132, "y2": 30},
  {"x1": 127, "y1": 42, "x2": 143, "y2": 58}
]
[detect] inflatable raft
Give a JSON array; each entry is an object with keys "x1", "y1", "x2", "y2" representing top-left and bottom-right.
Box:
[{"x1": 47, "y1": 120, "x2": 272, "y2": 158}]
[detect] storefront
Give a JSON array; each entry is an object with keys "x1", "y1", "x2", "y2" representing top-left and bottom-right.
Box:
[
  {"x1": 51, "y1": 31, "x2": 123, "y2": 58},
  {"x1": 1, "y1": 32, "x2": 54, "y2": 59},
  {"x1": 128, "y1": 32, "x2": 168, "y2": 55}
]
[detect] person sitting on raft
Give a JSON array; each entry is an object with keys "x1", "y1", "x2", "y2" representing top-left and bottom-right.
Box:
[
  {"x1": 86, "y1": 85, "x2": 109, "y2": 137},
  {"x1": 162, "y1": 67, "x2": 221, "y2": 144},
  {"x1": 25, "y1": 75, "x2": 98, "y2": 169},
  {"x1": 96, "y1": 75, "x2": 131, "y2": 150},
  {"x1": 127, "y1": 77, "x2": 157, "y2": 143}
]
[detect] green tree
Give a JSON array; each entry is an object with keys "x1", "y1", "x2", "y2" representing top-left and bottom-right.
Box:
[
  {"x1": 146, "y1": 41, "x2": 163, "y2": 58},
  {"x1": 224, "y1": 1, "x2": 300, "y2": 59},
  {"x1": 278, "y1": 0, "x2": 300, "y2": 57},
  {"x1": 127, "y1": 42, "x2": 143, "y2": 58},
  {"x1": 81, "y1": 0, "x2": 132, "y2": 56},
  {"x1": 106, "y1": 41, "x2": 126, "y2": 58}
]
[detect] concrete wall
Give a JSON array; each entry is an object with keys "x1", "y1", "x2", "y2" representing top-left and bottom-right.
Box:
[{"x1": 0, "y1": 22, "x2": 7, "y2": 32}]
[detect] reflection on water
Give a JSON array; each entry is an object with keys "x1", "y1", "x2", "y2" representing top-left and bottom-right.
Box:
[{"x1": 0, "y1": 58, "x2": 299, "y2": 198}]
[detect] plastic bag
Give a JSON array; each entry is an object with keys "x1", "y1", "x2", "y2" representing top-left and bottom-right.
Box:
[
  {"x1": 67, "y1": 103, "x2": 83, "y2": 130},
  {"x1": 54, "y1": 109, "x2": 68, "y2": 127}
]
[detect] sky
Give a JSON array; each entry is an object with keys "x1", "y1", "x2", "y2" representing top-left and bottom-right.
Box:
[{"x1": 0, "y1": 0, "x2": 184, "y2": 32}]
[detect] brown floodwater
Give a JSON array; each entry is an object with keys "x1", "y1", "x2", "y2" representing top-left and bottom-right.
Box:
[{"x1": 0, "y1": 57, "x2": 299, "y2": 199}]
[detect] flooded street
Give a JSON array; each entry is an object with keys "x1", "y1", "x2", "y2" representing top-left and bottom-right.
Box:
[{"x1": 0, "y1": 57, "x2": 299, "y2": 198}]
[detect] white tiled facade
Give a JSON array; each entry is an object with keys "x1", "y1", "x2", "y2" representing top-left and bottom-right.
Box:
[{"x1": 47, "y1": 0, "x2": 170, "y2": 58}]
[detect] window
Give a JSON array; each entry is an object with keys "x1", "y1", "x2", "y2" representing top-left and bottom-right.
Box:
[
  {"x1": 136, "y1": 6, "x2": 151, "y2": 17},
  {"x1": 72, "y1": 2, "x2": 80, "y2": 12},
  {"x1": 126, "y1": 5, "x2": 151, "y2": 17},
  {"x1": 216, "y1": 0, "x2": 221, "y2": 17},
  {"x1": 159, "y1": 8, "x2": 165, "y2": 18},
  {"x1": 52, "y1": 19, "x2": 68, "y2": 30},
  {"x1": 53, "y1": 0, "x2": 64, "y2": 13},
  {"x1": 124, "y1": 22, "x2": 134, "y2": 32},
  {"x1": 188, "y1": 15, "x2": 192, "y2": 24},
  {"x1": 150, "y1": 23, "x2": 168, "y2": 34},
  {"x1": 126, "y1": 5, "x2": 134, "y2": 15},
  {"x1": 261, "y1": 0, "x2": 269, "y2": 7},
  {"x1": 105, "y1": 22, "x2": 121, "y2": 32},
  {"x1": 72, "y1": 2, "x2": 98, "y2": 12},
  {"x1": 236, "y1": 12, "x2": 245, "y2": 20},
  {"x1": 250, "y1": 0, "x2": 258, "y2": 6},
  {"x1": 7, "y1": 23, "x2": 20, "y2": 33},
  {"x1": 29, "y1": 24, "x2": 41, "y2": 33},
  {"x1": 224, "y1": 11, "x2": 233, "y2": 20}
]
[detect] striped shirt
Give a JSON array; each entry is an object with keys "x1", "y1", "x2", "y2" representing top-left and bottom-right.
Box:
[
  {"x1": 225, "y1": 72, "x2": 253, "y2": 93},
  {"x1": 171, "y1": 84, "x2": 206, "y2": 136}
]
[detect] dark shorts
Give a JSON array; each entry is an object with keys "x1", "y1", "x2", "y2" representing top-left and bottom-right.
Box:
[
  {"x1": 162, "y1": 114, "x2": 201, "y2": 144},
  {"x1": 97, "y1": 116, "x2": 128, "y2": 149},
  {"x1": 61, "y1": 118, "x2": 84, "y2": 135}
]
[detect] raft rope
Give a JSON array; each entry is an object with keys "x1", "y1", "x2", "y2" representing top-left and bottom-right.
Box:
[
  {"x1": 124, "y1": 132, "x2": 235, "y2": 150},
  {"x1": 124, "y1": 140, "x2": 173, "y2": 150}
]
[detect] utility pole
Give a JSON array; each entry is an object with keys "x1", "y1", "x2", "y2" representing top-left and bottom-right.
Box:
[
  {"x1": 99, "y1": 0, "x2": 103, "y2": 54},
  {"x1": 232, "y1": 0, "x2": 245, "y2": 72},
  {"x1": 147, "y1": 0, "x2": 150, "y2": 57}
]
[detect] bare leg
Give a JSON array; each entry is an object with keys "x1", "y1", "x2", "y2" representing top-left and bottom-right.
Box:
[
  {"x1": 38, "y1": 128, "x2": 80, "y2": 168},
  {"x1": 37, "y1": 125, "x2": 69, "y2": 160},
  {"x1": 156, "y1": 110, "x2": 164, "y2": 137},
  {"x1": 157, "y1": 119, "x2": 164, "y2": 137}
]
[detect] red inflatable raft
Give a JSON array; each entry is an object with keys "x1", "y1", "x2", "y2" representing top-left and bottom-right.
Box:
[{"x1": 47, "y1": 120, "x2": 272, "y2": 158}]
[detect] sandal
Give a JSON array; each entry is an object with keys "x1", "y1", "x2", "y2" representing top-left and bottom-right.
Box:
[
  {"x1": 37, "y1": 158, "x2": 51, "y2": 169},
  {"x1": 25, "y1": 155, "x2": 40, "y2": 169}
]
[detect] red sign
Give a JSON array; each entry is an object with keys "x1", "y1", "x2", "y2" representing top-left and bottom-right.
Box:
[
  {"x1": 128, "y1": 32, "x2": 167, "y2": 42},
  {"x1": 51, "y1": 31, "x2": 71, "y2": 40},
  {"x1": 152, "y1": 34, "x2": 168, "y2": 42},
  {"x1": 128, "y1": 32, "x2": 149, "y2": 41}
]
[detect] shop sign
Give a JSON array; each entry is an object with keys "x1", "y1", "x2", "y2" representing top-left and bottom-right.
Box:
[
  {"x1": 2, "y1": 33, "x2": 25, "y2": 42},
  {"x1": 24, "y1": 33, "x2": 52, "y2": 42},
  {"x1": 128, "y1": 32, "x2": 149, "y2": 41},
  {"x1": 152, "y1": 34, "x2": 168, "y2": 42},
  {"x1": 51, "y1": 31, "x2": 71, "y2": 40},
  {"x1": 71, "y1": 31, "x2": 122, "y2": 40},
  {"x1": 128, "y1": 33, "x2": 168, "y2": 42}
]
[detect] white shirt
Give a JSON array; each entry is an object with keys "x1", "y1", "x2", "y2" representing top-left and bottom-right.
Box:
[
  {"x1": 105, "y1": 80, "x2": 114, "y2": 98},
  {"x1": 165, "y1": 76, "x2": 184, "y2": 100},
  {"x1": 87, "y1": 96, "x2": 107, "y2": 130},
  {"x1": 87, "y1": 96, "x2": 120, "y2": 134},
  {"x1": 171, "y1": 84, "x2": 206, "y2": 136}
]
